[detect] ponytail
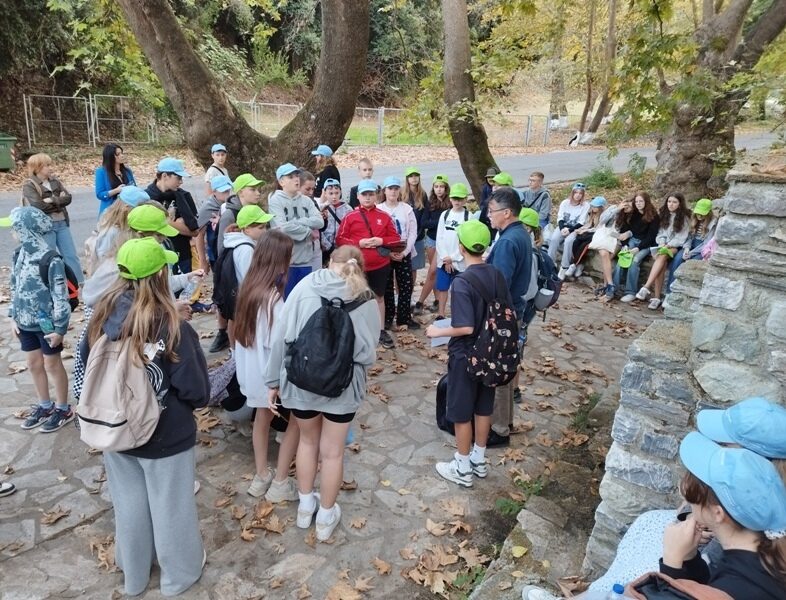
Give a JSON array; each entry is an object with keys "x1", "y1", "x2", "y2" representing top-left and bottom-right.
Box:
[
  {"x1": 330, "y1": 245, "x2": 370, "y2": 299},
  {"x1": 758, "y1": 535, "x2": 786, "y2": 584}
]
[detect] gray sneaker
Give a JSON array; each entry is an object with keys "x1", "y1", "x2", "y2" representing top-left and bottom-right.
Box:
[
  {"x1": 247, "y1": 468, "x2": 273, "y2": 498},
  {"x1": 379, "y1": 330, "x2": 395, "y2": 349},
  {"x1": 435, "y1": 459, "x2": 473, "y2": 488},
  {"x1": 470, "y1": 458, "x2": 488, "y2": 478},
  {"x1": 265, "y1": 477, "x2": 298, "y2": 503},
  {"x1": 21, "y1": 404, "x2": 54, "y2": 430}
]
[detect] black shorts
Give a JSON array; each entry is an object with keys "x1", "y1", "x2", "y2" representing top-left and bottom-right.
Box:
[
  {"x1": 365, "y1": 265, "x2": 391, "y2": 297},
  {"x1": 18, "y1": 329, "x2": 63, "y2": 356},
  {"x1": 446, "y1": 353, "x2": 495, "y2": 423},
  {"x1": 290, "y1": 408, "x2": 355, "y2": 424}
]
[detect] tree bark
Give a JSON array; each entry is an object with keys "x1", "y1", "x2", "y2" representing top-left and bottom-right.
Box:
[
  {"x1": 655, "y1": 0, "x2": 786, "y2": 199},
  {"x1": 549, "y1": 12, "x2": 568, "y2": 124},
  {"x1": 441, "y1": 0, "x2": 497, "y2": 200},
  {"x1": 116, "y1": 0, "x2": 368, "y2": 179},
  {"x1": 588, "y1": 0, "x2": 617, "y2": 133},
  {"x1": 576, "y1": 0, "x2": 596, "y2": 140}
]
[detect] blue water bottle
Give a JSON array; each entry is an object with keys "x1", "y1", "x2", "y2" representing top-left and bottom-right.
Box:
[{"x1": 37, "y1": 310, "x2": 55, "y2": 334}]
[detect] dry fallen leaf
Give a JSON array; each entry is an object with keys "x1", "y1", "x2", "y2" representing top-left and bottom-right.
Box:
[
  {"x1": 458, "y1": 545, "x2": 490, "y2": 568},
  {"x1": 8, "y1": 362, "x2": 27, "y2": 375},
  {"x1": 296, "y1": 583, "x2": 312, "y2": 599},
  {"x1": 214, "y1": 496, "x2": 232, "y2": 509},
  {"x1": 511, "y1": 570, "x2": 525, "y2": 578},
  {"x1": 194, "y1": 407, "x2": 221, "y2": 433},
  {"x1": 354, "y1": 575, "x2": 375, "y2": 592},
  {"x1": 254, "y1": 500, "x2": 274, "y2": 519},
  {"x1": 498, "y1": 580, "x2": 513, "y2": 591},
  {"x1": 304, "y1": 530, "x2": 317, "y2": 548},
  {"x1": 240, "y1": 527, "x2": 256, "y2": 542},
  {"x1": 41, "y1": 507, "x2": 70, "y2": 525},
  {"x1": 380, "y1": 479, "x2": 391, "y2": 487},
  {"x1": 448, "y1": 519, "x2": 472, "y2": 535},
  {"x1": 349, "y1": 517, "x2": 366, "y2": 529},
  {"x1": 326, "y1": 581, "x2": 362, "y2": 600},
  {"x1": 269, "y1": 577, "x2": 284, "y2": 589},
  {"x1": 399, "y1": 546, "x2": 417, "y2": 560},
  {"x1": 397, "y1": 488, "x2": 412, "y2": 496},
  {"x1": 371, "y1": 556, "x2": 391, "y2": 575},
  {"x1": 88, "y1": 535, "x2": 118, "y2": 572},
  {"x1": 425, "y1": 518, "x2": 449, "y2": 537},
  {"x1": 231, "y1": 505, "x2": 247, "y2": 520},
  {"x1": 340, "y1": 479, "x2": 358, "y2": 491},
  {"x1": 511, "y1": 545, "x2": 528, "y2": 558},
  {"x1": 3, "y1": 465, "x2": 14, "y2": 475},
  {"x1": 271, "y1": 542, "x2": 286, "y2": 555},
  {"x1": 11, "y1": 408, "x2": 30, "y2": 419},
  {"x1": 438, "y1": 498, "x2": 465, "y2": 517}
]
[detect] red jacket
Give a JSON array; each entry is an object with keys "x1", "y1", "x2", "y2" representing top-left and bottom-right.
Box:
[{"x1": 336, "y1": 205, "x2": 400, "y2": 272}]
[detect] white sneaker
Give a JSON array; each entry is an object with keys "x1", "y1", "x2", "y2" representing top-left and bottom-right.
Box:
[
  {"x1": 521, "y1": 585, "x2": 562, "y2": 600},
  {"x1": 265, "y1": 477, "x2": 298, "y2": 503},
  {"x1": 315, "y1": 503, "x2": 342, "y2": 541},
  {"x1": 565, "y1": 264, "x2": 577, "y2": 278},
  {"x1": 297, "y1": 491, "x2": 321, "y2": 529},
  {"x1": 573, "y1": 264, "x2": 584, "y2": 277},
  {"x1": 234, "y1": 420, "x2": 253, "y2": 438},
  {"x1": 635, "y1": 286, "x2": 651, "y2": 301},
  {"x1": 648, "y1": 297, "x2": 662, "y2": 310},
  {"x1": 620, "y1": 294, "x2": 636, "y2": 303},
  {"x1": 470, "y1": 458, "x2": 488, "y2": 478},
  {"x1": 557, "y1": 267, "x2": 568, "y2": 281},
  {"x1": 247, "y1": 468, "x2": 273, "y2": 498},
  {"x1": 193, "y1": 480, "x2": 201, "y2": 495},
  {"x1": 435, "y1": 459, "x2": 473, "y2": 488}
]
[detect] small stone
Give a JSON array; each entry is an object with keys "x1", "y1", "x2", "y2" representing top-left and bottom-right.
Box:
[
  {"x1": 699, "y1": 274, "x2": 745, "y2": 311},
  {"x1": 694, "y1": 361, "x2": 782, "y2": 403},
  {"x1": 766, "y1": 302, "x2": 786, "y2": 340},
  {"x1": 610, "y1": 409, "x2": 641, "y2": 446},
  {"x1": 691, "y1": 313, "x2": 726, "y2": 350},
  {"x1": 641, "y1": 431, "x2": 679, "y2": 460},
  {"x1": 604, "y1": 443, "x2": 677, "y2": 493}
]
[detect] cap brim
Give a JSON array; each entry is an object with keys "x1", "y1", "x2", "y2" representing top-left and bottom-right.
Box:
[
  {"x1": 214, "y1": 185, "x2": 232, "y2": 193},
  {"x1": 175, "y1": 170, "x2": 191, "y2": 178},
  {"x1": 696, "y1": 409, "x2": 735, "y2": 444},
  {"x1": 256, "y1": 214, "x2": 273, "y2": 224},
  {"x1": 310, "y1": 150, "x2": 321, "y2": 156},
  {"x1": 679, "y1": 432, "x2": 718, "y2": 485},
  {"x1": 158, "y1": 223, "x2": 179, "y2": 237},
  {"x1": 162, "y1": 249, "x2": 179, "y2": 265},
  {"x1": 0, "y1": 217, "x2": 12, "y2": 228}
]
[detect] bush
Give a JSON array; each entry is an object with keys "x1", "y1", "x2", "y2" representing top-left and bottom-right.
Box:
[{"x1": 584, "y1": 161, "x2": 621, "y2": 189}]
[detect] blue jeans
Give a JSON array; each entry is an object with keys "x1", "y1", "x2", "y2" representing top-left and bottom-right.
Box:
[
  {"x1": 613, "y1": 242, "x2": 650, "y2": 295},
  {"x1": 285, "y1": 265, "x2": 312, "y2": 299},
  {"x1": 666, "y1": 239, "x2": 702, "y2": 292},
  {"x1": 174, "y1": 257, "x2": 192, "y2": 275},
  {"x1": 43, "y1": 219, "x2": 84, "y2": 283}
]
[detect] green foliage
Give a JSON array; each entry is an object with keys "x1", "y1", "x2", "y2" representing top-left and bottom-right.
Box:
[
  {"x1": 571, "y1": 392, "x2": 602, "y2": 432},
  {"x1": 495, "y1": 475, "x2": 545, "y2": 515},
  {"x1": 0, "y1": 1, "x2": 70, "y2": 77},
  {"x1": 584, "y1": 160, "x2": 621, "y2": 188},
  {"x1": 627, "y1": 152, "x2": 648, "y2": 181},
  {"x1": 453, "y1": 565, "x2": 487, "y2": 597},
  {"x1": 197, "y1": 34, "x2": 253, "y2": 84}
]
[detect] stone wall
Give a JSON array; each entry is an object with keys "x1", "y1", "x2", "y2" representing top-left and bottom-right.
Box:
[{"x1": 583, "y1": 165, "x2": 786, "y2": 575}]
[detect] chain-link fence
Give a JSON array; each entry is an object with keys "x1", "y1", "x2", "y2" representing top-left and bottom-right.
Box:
[
  {"x1": 91, "y1": 94, "x2": 157, "y2": 145},
  {"x1": 23, "y1": 95, "x2": 92, "y2": 147}
]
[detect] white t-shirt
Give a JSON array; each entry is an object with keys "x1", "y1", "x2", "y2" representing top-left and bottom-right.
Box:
[
  {"x1": 204, "y1": 164, "x2": 229, "y2": 183},
  {"x1": 377, "y1": 201, "x2": 418, "y2": 258},
  {"x1": 435, "y1": 208, "x2": 474, "y2": 270},
  {"x1": 556, "y1": 199, "x2": 590, "y2": 229},
  {"x1": 235, "y1": 298, "x2": 283, "y2": 407}
]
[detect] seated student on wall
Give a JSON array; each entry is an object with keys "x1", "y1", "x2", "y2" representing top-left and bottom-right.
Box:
[
  {"x1": 588, "y1": 196, "x2": 632, "y2": 303},
  {"x1": 547, "y1": 182, "x2": 589, "y2": 265},
  {"x1": 558, "y1": 195, "x2": 607, "y2": 281},
  {"x1": 666, "y1": 198, "x2": 717, "y2": 293},
  {"x1": 614, "y1": 191, "x2": 660, "y2": 303}
]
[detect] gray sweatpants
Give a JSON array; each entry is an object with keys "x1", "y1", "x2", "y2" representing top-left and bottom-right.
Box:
[
  {"x1": 104, "y1": 447, "x2": 203, "y2": 597},
  {"x1": 491, "y1": 381, "x2": 513, "y2": 436}
]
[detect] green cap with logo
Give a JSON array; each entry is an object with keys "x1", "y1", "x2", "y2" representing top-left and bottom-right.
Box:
[
  {"x1": 457, "y1": 220, "x2": 491, "y2": 253},
  {"x1": 127, "y1": 205, "x2": 178, "y2": 237},
  {"x1": 492, "y1": 172, "x2": 514, "y2": 186},
  {"x1": 519, "y1": 207, "x2": 539, "y2": 228},
  {"x1": 0, "y1": 216, "x2": 11, "y2": 228},
  {"x1": 433, "y1": 174, "x2": 449, "y2": 185},
  {"x1": 449, "y1": 182, "x2": 469, "y2": 199},
  {"x1": 693, "y1": 198, "x2": 713, "y2": 216},
  {"x1": 404, "y1": 166, "x2": 420, "y2": 177},
  {"x1": 233, "y1": 173, "x2": 264, "y2": 193},
  {"x1": 116, "y1": 237, "x2": 178, "y2": 280},
  {"x1": 237, "y1": 205, "x2": 273, "y2": 229}
]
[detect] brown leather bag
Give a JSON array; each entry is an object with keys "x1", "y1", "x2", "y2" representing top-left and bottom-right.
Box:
[{"x1": 624, "y1": 572, "x2": 734, "y2": 600}]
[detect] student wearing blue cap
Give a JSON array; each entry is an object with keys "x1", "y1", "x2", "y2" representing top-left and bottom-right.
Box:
[
  {"x1": 195, "y1": 175, "x2": 233, "y2": 272},
  {"x1": 203, "y1": 143, "x2": 229, "y2": 197},
  {"x1": 268, "y1": 163, "x2": 325, "y2": 298},
  {"x1": 311, "y1": 145, "x2": 340, "y2": 198},
  {"x1": 558, "y1": 195, "x2": 609, "y2": 280},
  {"x1": 319, "y1": 178, "x2": 351, "y2": 264}
]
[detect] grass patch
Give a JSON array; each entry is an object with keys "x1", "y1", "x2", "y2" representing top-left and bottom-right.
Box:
[
  {"x1": 494, "y1": 475, "x2": 546, "y2": 516},
  {"x1": 583, "y1": 161, "x2": 621, "y2": 188},
  {"x1": 571, "y1": 392, "x2": 602, "y2": 433},
  {"x1": 452, "y1": 565, "x2": 487, "y2": 598}
]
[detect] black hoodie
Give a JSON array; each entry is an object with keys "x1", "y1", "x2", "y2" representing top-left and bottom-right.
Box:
[
  {"x1": 145, "y1": 182, "x2": 198, "y2": 266},
  {"x1": 78, "y1": 291, "x2": 209, "y2": 459}
]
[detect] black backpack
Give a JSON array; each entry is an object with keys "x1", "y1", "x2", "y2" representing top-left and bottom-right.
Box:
[
  {"x1": 435, "y1": 373, "x2": 454, "y2": 434},
  {"x1": 212, "y1": 243, "x2": 252, "y2": 320},
  {"x1": 285, "y1": 293, "x2": 372, "y2": 398},
  {"x1": 462, "y1": 269, "x2": 520, "y2": 388},
  {"x1": 39, "y1": 250, "x2": 80, "y2": 310}
]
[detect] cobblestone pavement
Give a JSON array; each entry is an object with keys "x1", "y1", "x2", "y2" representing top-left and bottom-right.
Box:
[{"x1": 0, "y1": 276, "x2": 658, "y2": 599}]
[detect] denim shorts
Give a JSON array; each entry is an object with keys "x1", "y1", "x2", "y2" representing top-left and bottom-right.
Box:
[
  {"x1": 435, "y1": 266, "x2": 455, "y2": 292},
  {"x1": 18, "y1": 328, "x2": 63, "y2": 355}
]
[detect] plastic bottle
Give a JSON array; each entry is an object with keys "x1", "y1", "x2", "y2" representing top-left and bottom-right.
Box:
[
  {"x1": 37, "y1": 310, "x2": 54, "y2": 335},
  {"x1": 608, "y1": 583, "x2": 630, "y2": 599}
]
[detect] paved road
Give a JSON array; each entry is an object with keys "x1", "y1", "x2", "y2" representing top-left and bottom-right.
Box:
[{"x1": 0, "y1": 132, "x2": 774, "y2": 266}]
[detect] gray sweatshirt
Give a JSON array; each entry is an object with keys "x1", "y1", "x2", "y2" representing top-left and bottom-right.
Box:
[
  {"x1": 268, "y1": 190, "x2": 324, "y2": 266},
  {"x1": 655, "y1": 212, "x2": 690, "y2": 249},
  {"x1": 264, "y1": 269, "x2": 381, "y2": 415}
]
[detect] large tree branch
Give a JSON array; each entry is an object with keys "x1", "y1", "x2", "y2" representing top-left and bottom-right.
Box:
[
  {"x1": 696, "y1": 0, "x2": 752, "y2": 50},
  {"x1": 734, "y1": 0, "x2": 786, "y2": 69}
]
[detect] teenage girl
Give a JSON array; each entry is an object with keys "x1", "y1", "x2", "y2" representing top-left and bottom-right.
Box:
[
  {"x1": 594, "y1": 197, "x2": 633, "y2": 302},
  {"x1": 616, "y1": 192, "x2": 660, "y2": 302},
  {"x1": 635, "y1": 193, "x2": 690, "y2": 309},
  {"x1": 404, "y1": 167, "x2": 429, "y2": 288},
  {"x1": 547, "y1": 182, "x2": 589, "y2": 265},
  {"x1": 561, "y1": 196, "x2": 607, "y2": 280},
  {"x1": 414, "y1": 175, "x2": 451, "y2": 315},
  {"x1": 95, "y1": 143, "x2": 136, "y2": 216},
  {"x1": 666, "y1": 198, "x2": 717, "y2": 293},
  {"x1": 234, "y1": 231, "x2": 300, "y2": 502},
  {"x1": 311, "y1": 144, "x2": 340, "y2": 198}
]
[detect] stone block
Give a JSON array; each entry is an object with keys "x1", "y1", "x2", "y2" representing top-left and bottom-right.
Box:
[
  {"x1": 619, "y1": 389, "x2": 692, "y2": 426},
  {"x1": 653, "y1": 373, "x2": 696, "y2": 405},
  {"x1": 711, "y1": 246, "x2": 786, "y2": 278},
  {"x1": 610, "y1": 408, "x2": 642, "y2": 446},
  {"x1": 604, "y1": 443, "x2": 677, "y2": 493},
  {"x1": 694, "y1": 361, "x2": 782, "y2": 403},
  {"x1": 766, "y1": 301, "x2": 786, "y2": 340},
  {"x1": 699, "y1": 274, "x2": 745, "y2": 311},
  {"x1": 691, "y1": 313, "x2": 726, "y2": 350},
  {"x1": 619, "y1": 362, "x2": 653, "y2": 394},
  {"x1": 715, "y1": 214, "x2": 769, "y2": 245},
  {"x1": 718, "y1": 323, "x2": 761, "y2": 362},
  {"x1": 641, "y1": 431, "x2": 680, "y2": 460},
  {"x1": 598, "y1": 476, "x2": 675, "y2": 522},
  {"x1": 724, "y1": 182, "x2": 786, "y2": 217},
  {"x1": 628, "y1": 321, "x2": 692, "y2": 372},
  {"x1": 768, "y1": 350, "x2": 786, "y2": 385}
]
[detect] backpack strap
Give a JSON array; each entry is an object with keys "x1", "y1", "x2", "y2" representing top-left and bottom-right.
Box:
[
  {"x1": 38, "y1": 250, "x2": 59, "y2": 286},
  {"x1": 322, "y1": 290, "x2": 375, "y2": 312},
  {"x1": 325, "y1": 204, "x2": 343, "y2": 224},
  {"x1": 460, "y1": 268, "x2": 502, "y2": 306},
  {"x1": 358, "y1": 209, "x2": 375, "y2": 237}
]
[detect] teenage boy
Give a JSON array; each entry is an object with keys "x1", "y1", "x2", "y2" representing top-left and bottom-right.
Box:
[
  {"x1": 434, "y1": 182, "x2": 474, "y2": 319},
  {"x1": 204, "y1": 143, "x2": 229, "y2": 197},
  {"x1": 217, "y1": 173, "x2": 263, "y2": 254},
  {"x1": 268, "y1": 163, "x2": 324, "y2": 298},
  {"x1": 520, "y1": 171, "x2": 551, "y2": 228},
  {"x1": 426, "y1": 220, "x2": 511, "y2": 487},
  {"x1": 4, "y1": 207, "x2": 73, "y2": 432},
  {"x1": 196, "y1": 174, "x2": 233, "y2": 273},
  {"x1": 348, "y1": 158, "x2": 374, "y2": 209}
]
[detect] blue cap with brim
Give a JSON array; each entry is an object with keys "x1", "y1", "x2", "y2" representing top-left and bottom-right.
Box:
[
  {"x1": 357, "y1": 180, "x2": 378, "y2": 194},
  {"x1": 680, "y1": 432, "x2": 786, "y2": 532},
  {"x1": 156, "y1": 157, "x2": 190, "y2": 177},
  {"x1": 383, "y1": 176, "x2": 402, "y2": 189},
  {"x1": 311, "y1": 144, "x2": 333, "y2": 157},
  {"x1": 118, "y1": 186, "x2": 150, "y2": 207},
  {"x1": 276, "y1": 163, "x2": 300, "y2": 180},
  {"x1": 590, "y1": 196, "x2": 607, "y2": 207},
  {"x1": 210, "y1": 174, "x2": 233, "y2": 193},
  {"x1": 697, "y1": 397, "x2": 786, "y2": 459},
  {"x1": 211, "y1": 143, "x2": 227, "y2": 153},
  {"x1": 323, "y1": 178, "x2": 341, "y2": 189}
]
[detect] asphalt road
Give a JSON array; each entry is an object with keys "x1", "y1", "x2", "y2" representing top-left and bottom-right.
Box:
[{"x1": 0, "y1": 132, "x2": 775, "y2": 266}]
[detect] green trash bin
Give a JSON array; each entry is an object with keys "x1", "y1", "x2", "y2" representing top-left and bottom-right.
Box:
[{"x1": 0, "y1": 133, "x2": 17, "y2": 172}]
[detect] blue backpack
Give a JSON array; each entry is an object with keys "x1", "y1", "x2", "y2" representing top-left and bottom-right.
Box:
[{"x1": 523, "y1": 247, "x2": 561, "y2": 325}]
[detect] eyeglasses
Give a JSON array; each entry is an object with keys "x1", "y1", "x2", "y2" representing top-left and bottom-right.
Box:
[{"x1": 487, "y1": 207, "x2": 510, "y2": 214}]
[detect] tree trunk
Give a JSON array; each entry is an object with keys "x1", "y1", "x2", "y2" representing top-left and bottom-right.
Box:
[
  {"x1": 587, "y1": 0, "x2": 617, "y2": 134},
  {"x1": 655, "y1": 0, "x2": 786, "y2": 199},
  {"x1": 441, "y1": 0, "x2": 497, "y2": 200},
  {"x1": 116, "y1": 0, "x2": 368, "y2": 178},
  {"x1": 577, "y1": 0, "x2": 596, "y2": 139}
]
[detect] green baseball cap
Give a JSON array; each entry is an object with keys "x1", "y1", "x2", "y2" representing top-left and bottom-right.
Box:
[
  {"x1": 433, "y1": 174, "x2": 449, "y2": 185},
  {"x1": 449, "y1": 182, "x2": 469, "y2": 199},
  {"x1": 116, "y1": 237, "x2": 178, "y2": 280},
  {"x1": 404, "y1": 166, "x2": 420, "y2": 177},
  {"x1": 693, "y1": 198, "x2": 713, "y2": 216},
  {"x1": 127, "y1": 205, "x2": 178, "y2": 237},
  {"x1": 492, "y1": 172, "x2": 514, "y2": 186},
  {"x1": 457, "y1": 220, "x2": 491, "y2": 253},
  {"x1": 237, "y1": 204, "x2": 273, "y2": 229},
  {"x1": 233, "y1": 173, "x2": 264, "y2": 193},
  {"x1": 0, "y1": 216, "x2": 12, "y2": 228},
  {"x1": 519, "y1": 207, "x2": 539, "y2": 228}
]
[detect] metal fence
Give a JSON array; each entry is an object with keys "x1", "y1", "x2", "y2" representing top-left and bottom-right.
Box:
[{"x1": 22, "y1": 93, "x2": 586, "y2": 149}]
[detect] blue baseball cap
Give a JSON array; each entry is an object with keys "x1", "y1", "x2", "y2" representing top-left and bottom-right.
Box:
[
  {"x1": 118, "y1": 185, "x2": 150, "y2": 207},
  {"x1": 311, "y1": 144, "x2": 333, "y2": 157},
  {"x1": 156, "y1": 157, "x2": 190, "y2": 177},
  {"x1": 210, "y1": 175, "x2": 233, "y2": 193},
  {"x1": 680, "y1": 432, "x2": 786, "y2": 532},
  {"x1": 276, "y1": 163, "x2": 300, "y2": 180},
  {"x1": 590, "y1": 196, "x2": 607, "y2": 208},
  {"x1": 323, "y1": 178, "x2": 341, "y2": 189},
  {"x1": 572, "y1": 182, "x2": 586, "y2": 190},
  {"x1": 697, "y1": 397, "x2": 786, "y2": 459},
  {"x1": 211, "y1": 143, "x2": 227, "y2": 153},
  {"x1": 357, "y1": 180, "x2": 378, "y2": 194},
  {"x1": 383, "y1": 176, "x2": 402, "y2": 189}
]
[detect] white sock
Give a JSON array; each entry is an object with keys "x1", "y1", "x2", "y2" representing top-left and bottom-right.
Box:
[
  {"x1": 454, "y1": 452, "x2": 471, "y2": 473},
  {"x1": 298, "y1": 491, "x2": 316, "y2": 511},
  {"x1": 470, "y1": 444, "x2": 486, "y2": 464},
  {"x1": 316, "y1": 504, "x2": 335, "y2": 524}
]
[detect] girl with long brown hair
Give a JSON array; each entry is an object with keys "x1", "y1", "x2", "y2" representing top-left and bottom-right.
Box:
[
  {"x1": 234, "y1": 230, "x2": 301, "y2": 502},
  {"x1": 414, "y1": 175, "x2": 451, "y2": 314},
  {"x1": 615, "y1": 191, "x2": 661, "y2": 302}
]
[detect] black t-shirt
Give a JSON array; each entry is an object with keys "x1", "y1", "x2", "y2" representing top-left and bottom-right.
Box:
[
  {"x1": 145, "y1": 183, "x2": 199, "y2": 261},
  {"x1": 314, "y1": 164, "x2": 341, "y2": 198},
  {"x1": 448, "y1": 263, "x2": 511, "y2": 356}
]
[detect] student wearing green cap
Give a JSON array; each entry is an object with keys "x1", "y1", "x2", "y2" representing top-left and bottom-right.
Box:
[
  {"x1": 80, "y1": 236, "x2": 209, "y2": 597},
  {"x1": 414, "y1": 175, "x2": 452, "y2": 315},
  {"x1": 666, "y1": 198, "x2": 716, "y2": 293},
  {"x1": 434, "y1": 182, "x2": 475, "y2": 319},
  {"x1": 426, "y1": 220, "x2": 512, "y2": 488},
  {"x1": 404, "y1": 167, "x2": 429, "y2": 285}
]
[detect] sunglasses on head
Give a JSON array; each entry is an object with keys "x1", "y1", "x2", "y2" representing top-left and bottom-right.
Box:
[{"x1": 573, "y1": 183, "x2": 586, "y2": 189}]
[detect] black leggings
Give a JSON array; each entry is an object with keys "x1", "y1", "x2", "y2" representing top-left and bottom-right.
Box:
[
  {"x1": 290, "y1": 408, "x2": 355, "y2": 424},
  {"x1": 384, "y1": 255, "x2": 413, "y2": 325}
]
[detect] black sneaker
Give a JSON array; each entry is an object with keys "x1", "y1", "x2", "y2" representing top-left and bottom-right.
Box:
[
  {"x1": 40, "y1": 406, "x2": 75, "y2": 433},
  {"x1": 412, "y1": 302, "x2": 424, "y2": 316},
  {"x1": 486, "y1": 430, "x2": 510, "y2": 448},
  {"x1": 513, "y1": 388, "x2": 522, "y2": 404},
  {"x1": 403, "y1": 319, "x2": 421, "y2": 330},
  {"x1": 431, "y1": 300, "x2": 439, "y2": 312},
  {"x1": 379, "y1": 330, "x2": 395, "y2": 349},
  {"x1": 209, "y1": 329, "x2": 229, "y2": 353}
]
